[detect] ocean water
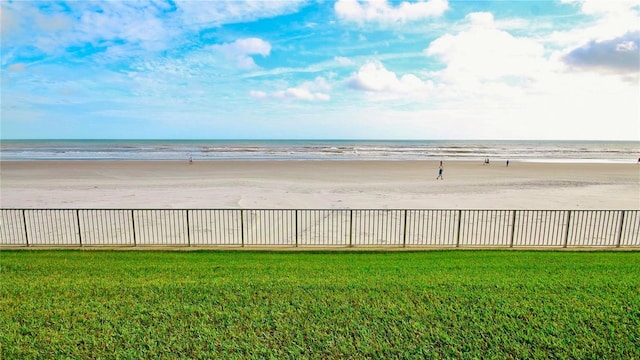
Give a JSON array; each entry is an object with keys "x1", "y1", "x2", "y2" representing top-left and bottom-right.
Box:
[{"x1": 1, "y1": 139, "x2": 639, "y2": 163}]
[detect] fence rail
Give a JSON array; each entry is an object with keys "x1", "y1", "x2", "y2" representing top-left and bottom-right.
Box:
[{"x1": 1, "y1": 209, "x2": 638, "y2": 248}]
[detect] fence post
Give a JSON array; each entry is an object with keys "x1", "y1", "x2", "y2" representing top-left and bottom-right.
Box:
[
  {"x1": 131, "y1": 210, "x2": 137, "y2": 247},
  {"x1": 76, "y1": 209, "x2": 83, "y2": 247},
  {"x1": 510, "y1": 210, "x2": 516, "y2": 248},
  {"x1": 295, "y1": 210, "x2": 298, "y2": 248},
  {"x1": 402, "y1": 210, "x2": 408, "y2": 247},
  {"x1": 22, "y1": 209, "x2": 29, "y2": 247},
  {"x1": 563, "y1": 210, "x2": 571, "y2": 248},
  {"x1": 456, "y1": 210, "x2": 462, "y2": 248},
  {"x1": 186, "y1": 210, "x2": 191, "y2": 247},
  {"x1": 349, "y1": 210, "x2": 353, "y2": 248},
  {"x1": 240, "y1": 210, "x2": 245, "y2": 247},
  {"x1": 616, "y1": 210, "x2": 625, "y2": 248}
]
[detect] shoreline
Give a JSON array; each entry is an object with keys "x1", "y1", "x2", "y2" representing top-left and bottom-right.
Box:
[
  {"x1": 2, "y1": 139, "x2": 639, "y2": 163},
  {"x1": 2, "y1": 158, "x2": 638, "y2": 164},
  {"x1": 1, "y1": 160, "x2": 639, "y2": 210}
]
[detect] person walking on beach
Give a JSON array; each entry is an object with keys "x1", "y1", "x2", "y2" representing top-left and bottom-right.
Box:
[
  {"x1": 436, "y1": 166, "x2": 444, "y2": 180},
  {"x1": 189, "y1": 156, "x2": 193, "y2": 164},
  {"x1": 506, "y1": 160, "x2": 509, "y2": 167}
]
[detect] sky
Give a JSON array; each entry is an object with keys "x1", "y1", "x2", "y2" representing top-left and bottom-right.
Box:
[{"x1": 1, "y1": 0, "x2": 639, "y2": 140}]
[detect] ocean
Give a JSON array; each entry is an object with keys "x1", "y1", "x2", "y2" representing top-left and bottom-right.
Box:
[{"x1": 1, "y1": 140, "x2": 639, "y2": 163}]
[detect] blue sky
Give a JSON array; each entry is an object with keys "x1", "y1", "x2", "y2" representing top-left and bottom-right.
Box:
[{"x1": 1, "y1": 0, "x2": 639, "y2": 140}]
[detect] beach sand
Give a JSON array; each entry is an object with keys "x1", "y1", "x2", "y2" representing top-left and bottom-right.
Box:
[{"x1": 1, "y1": 160, "x2": 639, "y2": 209}]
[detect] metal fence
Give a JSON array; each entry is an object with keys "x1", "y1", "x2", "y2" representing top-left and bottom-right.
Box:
[{"x1": 1, "y1": 209, "x2": 638, "y2": 248}]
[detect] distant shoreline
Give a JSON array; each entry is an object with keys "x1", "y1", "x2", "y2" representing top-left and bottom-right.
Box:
[
  {"x1": 1, "y1": 139, "x2": 639, "y2": 163},
  {"x1": 1, "y1": 158, "x2": 638, "y2": 164}
]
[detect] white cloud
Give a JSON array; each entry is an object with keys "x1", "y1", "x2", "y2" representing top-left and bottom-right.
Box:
[
  {"x1": 347, "y1": 61, "x2": 434, "y2": 98},
  {"x1": 551, "y1": 1, "x2": 639, "y2": 79},
  {"x1": 416, "y1": 10, "x2": 638, "y2": 140},
  {"x1": 251, "y1": 77, "x2": 331, "y2": 101},
  {"x1": 465, "y1": 12, "x2": 494, "y2": 28},
  {"x1": 551, "y1": 0, "x2": 639, "y2": 47},
  {"x1": 561, "y1": 0, "x2": 638, "y2": 15},
  {"x1": 76, "y1": 3, "x2": 171, "y2": 50},
  {"x1": 425, "y1": 12, "x2": 547, "y2": 84},
  {"x1": 1, "y1": 0, "x2": 303, "y2": 63},
  {"x1": 210, "y1": 38, "x2": 271, "y2": 69},
  {"x1": 334, "y1": 56, "x2": 355, "y2": 66},
  {"x1": 335, "y1": 0, "x2": 448, "y2": 24},
  {"x1": 1, "y1": 1, "x2": 177, "y2": 58},
  {"x1": 174, "y1": 0, "x2": 307, "y2": 27},
  {"x1": 250, "y1": 90, "x2": 268, "y2": 99},
  {"x1": 275, "y1": 88, "x2": 331, "y2": 101},
  {"x1": 336, "y1": 64, "x2": 639, "y2": 140}
]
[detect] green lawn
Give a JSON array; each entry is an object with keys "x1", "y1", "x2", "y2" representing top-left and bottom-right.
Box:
[{"x1": 1, "y1": 250, "x2": 639, "y2": 359}]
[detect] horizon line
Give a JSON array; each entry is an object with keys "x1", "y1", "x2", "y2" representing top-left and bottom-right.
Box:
[{"x1": 2, "y1": 138, "x2": 640, "y2": 142}]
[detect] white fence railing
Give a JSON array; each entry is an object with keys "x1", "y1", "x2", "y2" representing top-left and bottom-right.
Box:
[{"x1": 1, "y1": 209, "x2": 638, "y2": 248}]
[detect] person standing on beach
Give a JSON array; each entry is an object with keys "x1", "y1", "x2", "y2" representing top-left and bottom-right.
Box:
[
  {"x1": 506, "y1": 160, "x2": 509, "y2": 167},
  {"x1": 436, "y1": 166, "x2": 444, "y2": 180}
]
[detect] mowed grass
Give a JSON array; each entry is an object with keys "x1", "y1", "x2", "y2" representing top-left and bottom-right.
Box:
[{"x1": 1, "y1": 250, "x2": 639, "y2": 359}]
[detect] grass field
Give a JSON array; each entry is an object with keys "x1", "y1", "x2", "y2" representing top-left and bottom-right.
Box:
[{"x1": 1, "y1": 250, "x2": 639, "y2": 359}]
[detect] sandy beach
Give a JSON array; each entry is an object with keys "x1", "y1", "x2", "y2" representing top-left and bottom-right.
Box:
[{"x1": 1, "y1": 160, "x2": 638, "y2": 210}]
